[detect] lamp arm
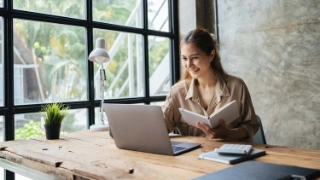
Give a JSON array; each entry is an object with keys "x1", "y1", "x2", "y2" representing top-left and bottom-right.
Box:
[{"x1": 100, "y1": 63, "x2": 106, "y2": 125}]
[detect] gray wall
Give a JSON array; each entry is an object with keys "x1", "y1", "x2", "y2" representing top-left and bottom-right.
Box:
[
  {"x1": 179, "y1": 0, "x2": 197, "y2": 36},
  {"x1": 218, "y1": 0, "x2": 320, "y2": 149}
]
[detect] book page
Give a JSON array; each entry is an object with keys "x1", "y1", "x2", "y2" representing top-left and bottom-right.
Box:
[
  {"x1": 208, "y1": 100, "x2": 239, "y2": 128},
  {"x1": 178, "y1": 108, "x2": 210, "y2": 128}
]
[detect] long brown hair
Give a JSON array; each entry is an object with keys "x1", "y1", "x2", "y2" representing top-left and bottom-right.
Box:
[{"x1": 180, "y1": 28, "x2": 226, "y2": 80}]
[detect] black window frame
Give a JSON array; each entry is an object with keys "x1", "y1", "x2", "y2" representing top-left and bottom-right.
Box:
[{"x1": 0, "y1": 0, "x2": 179, "y2": 179}]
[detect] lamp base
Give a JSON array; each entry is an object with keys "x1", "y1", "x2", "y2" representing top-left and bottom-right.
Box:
[{"x1": 90, "y1": 124, "x2": 108, "y2": 131}]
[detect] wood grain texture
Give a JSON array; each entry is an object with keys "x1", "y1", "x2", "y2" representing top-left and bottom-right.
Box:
[{"x1": 0, "y1": 130, "x2": 320, "y2": 180}]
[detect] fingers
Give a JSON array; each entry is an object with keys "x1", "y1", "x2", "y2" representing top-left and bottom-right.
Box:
[
  {"x1": 196, "y1": 122, "x2": 207, "y2": 133},
  {"x1": 196, "y1": 120, "x2": 228, "y2": 139},
  {"x1": 196, "y1": 122, "x2": 210, "y2": 132},
  {"x1": 219, "y1": 119, "x2": 226, "y2": 127},
  {"x1": 196, "y1": 122, "x2": 215, "y2": 139}
]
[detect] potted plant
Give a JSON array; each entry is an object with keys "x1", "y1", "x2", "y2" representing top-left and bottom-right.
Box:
[{"x1": 41, "y1": 103, "x2": 69, "y2": 140}]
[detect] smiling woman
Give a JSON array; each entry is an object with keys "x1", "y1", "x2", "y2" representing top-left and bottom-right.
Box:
[
  {"x1": 180, "y1": 43, "x2": 214, "y2": 80},
  {"x1": 161, "y1": 28, "x2": 260, "y2": 142}
]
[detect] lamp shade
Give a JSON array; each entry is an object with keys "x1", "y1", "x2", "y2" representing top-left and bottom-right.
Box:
[{"x1": 88, "y1": 38, "x2": 110, "y2": 63}]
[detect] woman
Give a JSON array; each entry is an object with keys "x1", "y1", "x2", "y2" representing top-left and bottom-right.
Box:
[{"x1": 162, "y1": 28, "x2": 259, "y2": 142}]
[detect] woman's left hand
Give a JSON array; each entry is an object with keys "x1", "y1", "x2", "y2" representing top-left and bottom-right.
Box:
[{"x1": 196, "y1": 119, "x2": 231, "y2": 139}]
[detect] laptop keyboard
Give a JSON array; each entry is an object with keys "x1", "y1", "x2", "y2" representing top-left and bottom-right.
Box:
[
  {"x1": 172, "y1": 146, "x2": 185, "y2": 152},
  {"x1": 171, "y1": 141, "x2": 182, "y2": 146}
]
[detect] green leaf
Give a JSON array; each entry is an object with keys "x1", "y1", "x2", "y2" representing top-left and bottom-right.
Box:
[{"x1": 41, "y1": 103, "x2": 70, "y2": 125}]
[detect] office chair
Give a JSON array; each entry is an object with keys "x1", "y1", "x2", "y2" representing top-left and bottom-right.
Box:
[{"x1": 253, "y1": 115, "x2": 267, "y2": 144}]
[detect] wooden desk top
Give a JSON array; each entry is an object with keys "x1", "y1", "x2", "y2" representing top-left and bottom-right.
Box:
[{"x1": 0, "y1": 130, "x2": 319, "y2": 180}]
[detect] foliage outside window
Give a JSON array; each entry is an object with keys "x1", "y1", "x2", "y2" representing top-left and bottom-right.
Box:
[
  {"x1": 13, "y1": 0, "x2": 85, "y2": 19},
  {"x1": 93, "y1": 0, "x2": 141, "y2": 28},
  {"x1": 13, "y1": 19, "x2": 87, "y2": 104},
  {"x1": 0, "y1": 17, "x2": 3, "y2": 106},
  {"x1": 14, "y1": 120, "x2": 45, "y2": 140}
]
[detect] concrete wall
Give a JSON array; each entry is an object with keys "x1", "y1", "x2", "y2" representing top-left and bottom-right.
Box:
[
  {"x1": 217, "y1": 0, "x2": 320, "y2": 149},
  {"x1": 179, "y1": 0, "x2": 197, "y2": 36}
]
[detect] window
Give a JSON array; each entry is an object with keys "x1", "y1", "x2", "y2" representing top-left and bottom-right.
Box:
[
  {"x1": 95, "y1": 106, "x2": 107, "y2": 126},
  {"x1": 14, "y1": 109, "x2": 86, "y2": 140},
  {"x1": 93, "y1": 29, "x2": 145, "y2": 99},
  {"x1": 0, "y1": 0, "x2": 179, "y2": 178},
  {"x1": 0, "y1": 0, "x2": 179, "y2": 137},
  {"x1": 92, "y1": 0, "x2": 142, "y2": 28},
  {"x1": 0, "y1": 116, "x2": 3, "y2": 141},
  {"x1": 13, "y1": 19, "x2": 87, "y2": 104},
  {"x1": 0, "y1": 17, "x2": 3, "y2": 106},
  {"x1": 13, "y1": 0, "x2": 86, "y2": 19},
  {"x1": 148, "y1": 0, "x2": 169, "y2": 32},
  {"x1": 148, "y1": 36, "x2": 170, "y2": 96},
  {"x1": 0, "y1": 168, "x2": 3, "y2": 180}
]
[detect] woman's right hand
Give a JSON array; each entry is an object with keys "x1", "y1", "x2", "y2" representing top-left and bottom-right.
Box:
[{"x1": 196, "y1": 120, "x2": 230, "y2": 139}]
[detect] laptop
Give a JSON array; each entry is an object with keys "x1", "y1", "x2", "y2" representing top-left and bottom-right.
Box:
[{"x1": 103, "y1": 103, "x2": 201, "y2": 156}]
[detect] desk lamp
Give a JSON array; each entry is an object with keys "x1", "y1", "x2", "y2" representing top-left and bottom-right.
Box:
[{"x1": 88, "y1": 38, "x2": 110, "y2": 131}]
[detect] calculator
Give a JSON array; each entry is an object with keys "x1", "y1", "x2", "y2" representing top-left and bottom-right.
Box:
[{"x1": 214, "y1": 144, "x2": 252, "y2": 155}]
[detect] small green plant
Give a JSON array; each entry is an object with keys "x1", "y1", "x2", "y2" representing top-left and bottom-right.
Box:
[{"x1": 41, "y1": 103, "x2": 70, "y2": 125}]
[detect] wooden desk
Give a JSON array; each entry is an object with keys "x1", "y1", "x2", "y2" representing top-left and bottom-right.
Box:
[{"x1": 0, "y1": 130, "x2": 319, "y2": 180}]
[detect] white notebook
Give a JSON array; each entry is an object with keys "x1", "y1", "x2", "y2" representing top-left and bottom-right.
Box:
[
  {"x1": 178, "y1": 100, "x2": 239, "y2": 128},
  {"x1": 199, "y1": 148, "x2": 266, "y2": 164}
]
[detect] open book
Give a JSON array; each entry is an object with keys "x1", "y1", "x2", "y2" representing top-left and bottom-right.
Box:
[{"x1": 178, "y1": 100, "x2": 239, "y2": 128}]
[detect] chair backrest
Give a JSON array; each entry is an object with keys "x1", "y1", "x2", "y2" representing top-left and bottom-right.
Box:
[{"x1": 253, "y1": 115, "x2": 267, "y2": 144}]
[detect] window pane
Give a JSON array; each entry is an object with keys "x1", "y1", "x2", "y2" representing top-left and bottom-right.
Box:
[
  {"x1": 13, "y1": 0, "x2": 85, "y2": 19},
  {"x1": 0, "y1": 168, "x2": 3, "y2": 180},
  {"x1": 13, "y1": 19, "x2": 87, "y2": 105},
  {"x1": 93, "y1": 29, "x2": 145, "y2": 99},
  {"x1": 0, "y1": 17, "x2": 3, "y2": 106},
  {"x1": 93, "y1": 0, "x2": 143, "y2": 28},
  {"x1": 148, "y1": 0, "x2": 169, "y2": 32},
  {"x1": 95, "y1": 107, "x2": 108, "y2": 127},
  {"x1": 0, "y1": 116, "x2": 3, "y2": 142},
  {"x1": 16, "y1": 174, "x2": 32, "y2": 180},
  {"x1": 14, "y1": 109, "x2": 87, "y2": 140},
  {"x1": 148, "y1": 36, "x2": 170, "y2": 96},
  {"x1": 62, "y1": 109, "x2": 87, "y2": 133},
  {"x1": 0, "y1": 0, "x2": 2, "y2": 7}
]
